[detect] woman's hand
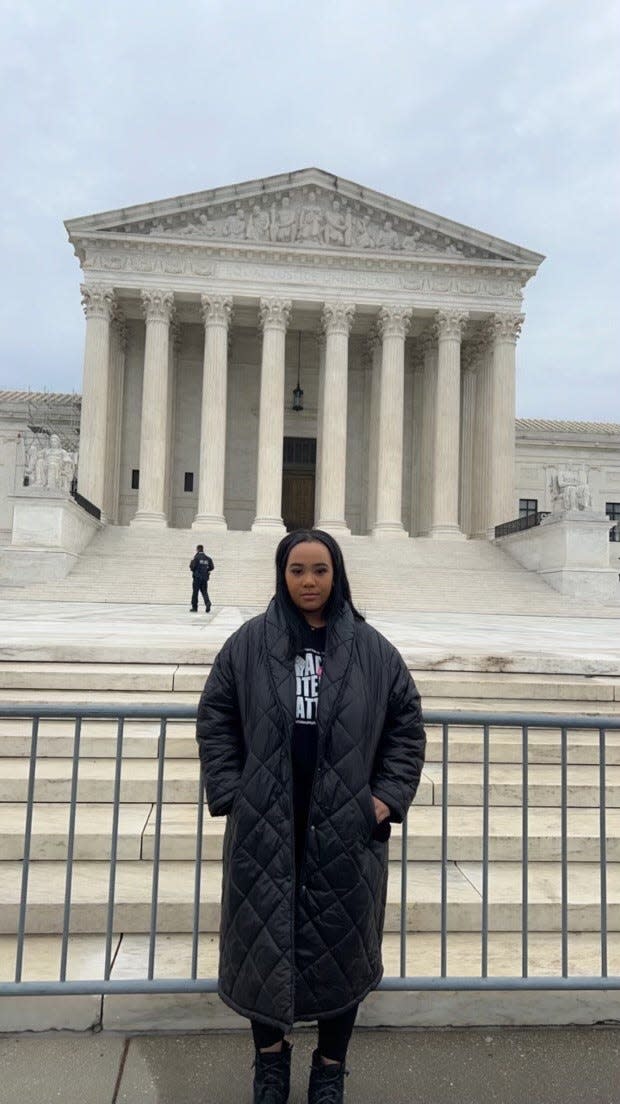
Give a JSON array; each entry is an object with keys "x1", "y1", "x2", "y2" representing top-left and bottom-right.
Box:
[{"x1": 372, "y1": 795, "x2": 390, "y2": 824}]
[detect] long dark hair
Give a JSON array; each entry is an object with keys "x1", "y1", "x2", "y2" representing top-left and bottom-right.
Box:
[{"x1": 274, "y1": 528, "x2": 365, "y2": 655}]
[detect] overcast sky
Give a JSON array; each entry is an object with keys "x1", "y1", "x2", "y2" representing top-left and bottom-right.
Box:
[{"x1": 1, "y1": 0, "x2": 618, "y2": 420}]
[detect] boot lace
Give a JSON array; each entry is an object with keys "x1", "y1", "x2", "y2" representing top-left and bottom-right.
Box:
[
  {"x1": 254, "y1": 1058, "x2": 289, "y2": 1103},
  {"x1": 311, "y1": 1069, "x2": 348, "y2": 1104}
]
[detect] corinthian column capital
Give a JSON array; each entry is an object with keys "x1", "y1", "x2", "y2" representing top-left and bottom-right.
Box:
[
  {"x1": 322, "y1": 301, "x2": 355, "y2": 336},
  {"x1": 201, "y1": 294, "x2": 233, "y2": 327},
  {"x1": 259, "y1": 297, "x2": 292, "y2": 331},
  {"x1": 81, "y1": 283, "x2": 115, "y2": 321},
  {"x1": 141, "y1": 289, "x2": 175, "y2": 323},
  {"x1": 489, "y1": 312, "x2": 525, "y2": 344},
  {"x1": 378, "y1": 305, "x2": 412, "y2": 340},
  {"x1": 435, "y1": 309, "x2": 468, "y2": 341}
]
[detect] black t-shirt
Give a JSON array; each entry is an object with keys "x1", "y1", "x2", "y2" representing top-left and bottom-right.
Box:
[{"x1": 292, "y1": 622, "x2": 326, "y2": 869}]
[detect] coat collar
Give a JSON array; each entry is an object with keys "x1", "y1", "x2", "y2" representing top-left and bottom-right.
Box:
[{"x1": 264, "y1": 598, "x2": 357, "y2": 740}]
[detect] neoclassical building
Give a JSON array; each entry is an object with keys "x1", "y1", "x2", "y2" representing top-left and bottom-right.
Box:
[{"x1": 65, "y1": 168, "x2": 543, "y2": 538}]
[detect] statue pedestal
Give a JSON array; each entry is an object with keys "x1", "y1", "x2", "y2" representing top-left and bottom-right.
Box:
[
  {"x1": 497, "y1": 510, "x2": 619, "y2": 603},
  {"x1": 0, "y1": 490, "x2": 102, "y2": 585}
]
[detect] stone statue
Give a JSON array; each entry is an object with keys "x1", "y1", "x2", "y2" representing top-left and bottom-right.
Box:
[
  {"x1": 61, "y1": 450, "x2": 78, "y2": 494},
  {"x1": 25, "y1": 438, "x2": 41, "y2": 484},
  {"x1": 45, "y1": 434, "x2": 64, "y2": 490},
  {"x1": 550, "y1": 467, "x2": 594, "y2": 512},
  {"x1": 25, "y1": 433, "x2": 77, "y2": 493}
]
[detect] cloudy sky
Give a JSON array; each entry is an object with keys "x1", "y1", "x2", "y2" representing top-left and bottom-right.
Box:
[{"x1": 1, "y1": 0, "x2": 618, "y2": 419}]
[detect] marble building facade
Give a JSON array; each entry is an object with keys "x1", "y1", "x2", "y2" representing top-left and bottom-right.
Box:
[{"x1": 64, "y1": 168, "x2": 544, "y2": 539}]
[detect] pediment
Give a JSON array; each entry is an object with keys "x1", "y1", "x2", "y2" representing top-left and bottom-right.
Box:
[{"x1": 65, "y1": 168, "x2": 543, "y2": 266}]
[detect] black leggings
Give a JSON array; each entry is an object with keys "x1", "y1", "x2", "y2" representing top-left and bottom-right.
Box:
[{"x1": 251, "y1": 1004, "x2": 358, "y2": 1064}]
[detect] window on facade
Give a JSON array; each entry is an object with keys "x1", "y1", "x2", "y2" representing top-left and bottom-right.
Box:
[
  {"x1": 606, "y1": 502, "x2": 620, "y2": 542},
  {"x1": 184, "y1": 472, "x2": 194, "y2": 493},
  {"x1": 519, "y1": 498, "x2": 538, "y2": 518},
  {"x1": 131, "y1": 469, "x2": 139, "y2": 490}
]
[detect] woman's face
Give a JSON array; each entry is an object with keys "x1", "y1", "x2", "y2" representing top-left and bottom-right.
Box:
[{"x1": 285, "y1": 540, "x2": 334, "y2": 622}]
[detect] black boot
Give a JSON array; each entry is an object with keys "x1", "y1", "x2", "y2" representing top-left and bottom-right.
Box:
[
  {"x1": 253, "y1": 1040, "x2": 292, "y2": 1104},
  {"x1": 308, "y1": 1049, "x2": 348, "y2": 1103}
]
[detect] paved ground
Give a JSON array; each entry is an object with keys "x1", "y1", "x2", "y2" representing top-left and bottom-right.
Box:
[
  {"x1": 1, "y1": 1027, "x2": 619, "y2": 1103},
  {"x1": 1, "y1": 600, "x2": 620, "y2": 672}
]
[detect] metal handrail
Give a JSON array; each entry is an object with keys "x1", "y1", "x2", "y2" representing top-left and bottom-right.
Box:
[
  {"x1": 1, "y1": 703, "x2": 618, "y2": 997},
  {"x1": 495, "y1": 512, "x2": 551, "y2": 539},
  {"x1": 69, "y1": 477, "x2": 101, "y2": 520}
]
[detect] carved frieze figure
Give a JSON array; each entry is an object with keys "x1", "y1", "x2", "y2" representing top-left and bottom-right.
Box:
[
  {"x1": 270, "y1": 196, "x2": 298, "y2": 242},
  {"x1": 222, "y1": 206, "x2": 246, "y2": 238},
  {"x1": 356, "y1": 215, "x2": 375, "y2": 248},
  {"x1": 298, "y1": 190, "x2": 323, "y2": 244},
  {"x1": 323, "y1": 199, "x2": 347, "y2": 246},
  {"x1": 375, "y1": 219, "x2": 401, "y2": 251},
  {"x1": 246, "y1": 204, "x2": 271, "y2": 242}
]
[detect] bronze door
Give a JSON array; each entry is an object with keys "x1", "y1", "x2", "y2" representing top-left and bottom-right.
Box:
[{"x1": 282, "y1": 471, "x2": 315, "y2": 531}]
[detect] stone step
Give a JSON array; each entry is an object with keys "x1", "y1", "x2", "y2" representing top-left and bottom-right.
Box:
[
  {"x1": 0, "y1": 859, "x2": 617, "y2": 934},
  {"x1": 4, "y1": 803, "x2": 616, "y2": 863},
  {"x1": 2, "y1": 720, "x2": 619, "y2": 765},
  {"x1": 3, "y1": 757, "x2": 619, "y2": 806},
  {"x1": 1, "y1": 803, "x2": 618, "y2": 863},
  {"x1": 2, "y1": 688, "x2": 619, "y2": 717},
  {"x1": 2, "y1": 662, "x2": 618, "y2": 701},
  {"x1": 422, "y1": 762, "x2": 620, "y2": 806},
  {"x1": 2, "y1": 930, "x2": 618, "y2": 987}
]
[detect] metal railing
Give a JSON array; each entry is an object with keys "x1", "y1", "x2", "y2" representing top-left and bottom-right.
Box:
[
  {"x1": 0, "y1": 703, "x2": 618, "y2": 997},
  {"x1": 495, "y1": 512, "x2": 551, "y2": 539},
  {"x1": 69, "y1": 478, "x2": 101, "y2": 521}
]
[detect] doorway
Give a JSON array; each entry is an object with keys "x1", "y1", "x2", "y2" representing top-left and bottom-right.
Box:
[{"x1": 282, "y1": 437, "x2": 316, "y2": 531}]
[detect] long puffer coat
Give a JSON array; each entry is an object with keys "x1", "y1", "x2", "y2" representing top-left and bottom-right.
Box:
[{"x1": 196, "y1": 598, "x2": 426, "y2": 1031}]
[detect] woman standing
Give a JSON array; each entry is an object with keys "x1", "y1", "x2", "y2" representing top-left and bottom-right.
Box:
[{"x1": 197, "y1": 529, "x2": 426, "y2": 1103}]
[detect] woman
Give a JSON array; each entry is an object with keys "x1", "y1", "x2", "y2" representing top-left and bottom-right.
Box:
[{"x1": 197, "y1": 529, "x2": 426, "y2": 1103}]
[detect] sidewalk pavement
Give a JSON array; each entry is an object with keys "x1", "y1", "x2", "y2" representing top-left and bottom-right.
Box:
[{"x1": 1, "y1": 1027, "x2": 619, "y2": 1104}]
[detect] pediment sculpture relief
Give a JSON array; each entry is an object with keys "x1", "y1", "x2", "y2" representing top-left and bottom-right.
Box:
[{"x1": 107, "y1": 190, "x2": 500, "y2": 259}]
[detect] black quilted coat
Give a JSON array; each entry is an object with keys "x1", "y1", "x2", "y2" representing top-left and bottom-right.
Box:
[{"x1": 196, "y1": 598, "x2": 426, "y2": 1031}]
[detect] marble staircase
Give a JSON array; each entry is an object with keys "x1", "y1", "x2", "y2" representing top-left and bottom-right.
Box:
[
  {"x1": 2, "y1": 524, "x2": 617, "y2": 615},
  {"x1": 0, "y1": 657, "x2": 619, "y2": 1030}
]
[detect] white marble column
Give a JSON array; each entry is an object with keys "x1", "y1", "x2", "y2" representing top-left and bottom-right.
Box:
[
  {"x1": 193, "y1": 295, "x2": 233, "y2": 530},
  {"x1": 428, "y1": 309, "x2": 468, "y2": 540},
  {"x1": 131, "y1": 289, "x2": 174, "y2": 528},
  {"x1": 372, "y1": 305, "x2": 411, "y2": 537},
  {"x1": 313, "y1": 331, "x2": 326, "y2": 524},
  {"x1": 416, "y1": 331, "x2": 436, "y2": 537},
  {"x1": 165, "y1": 321, "x2": 181, "y2": 524},
  {"x1": 252, "y1": 298, "x2": 291, "y2": 532},
  {"x1": 409, "y1": 341, "x2": 425, "y2": 536},
  {"x1": 102, "y1": 311, "x2": 127, "y2": 524},
  {"x1": 365, "y1": 327, "x2": 382, "y2": 533},
  {"x1": 471, "y1": 337, "x2": 493, "y2": 538},
  {"x1": 77, "y1": 284, "x2": 115, "y2": 514},
  {"x1": 459, "y1": 340, "x2": 479, "y2": 539},
  {"x1": 316, "y1": 301, "x2": 355, "y2": 534},
  {"x1": 488, "y1": 313, "x2": 524, "y2": 533}
]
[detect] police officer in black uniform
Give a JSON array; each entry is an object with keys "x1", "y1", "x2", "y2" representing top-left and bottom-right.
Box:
[{"x1": 189, "y1": 544, "x2": 214, "y2": 612}]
